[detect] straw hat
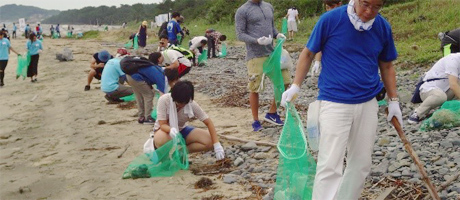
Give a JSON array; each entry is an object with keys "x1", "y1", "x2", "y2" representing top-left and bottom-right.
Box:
[{"x1": 142, "y1": 21, "x2": 148, "y2": 26}]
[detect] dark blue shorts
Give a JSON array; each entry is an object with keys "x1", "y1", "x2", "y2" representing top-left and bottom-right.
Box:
[{"x1": 180, "y1": 126, "x2": 195, "y2": 139}]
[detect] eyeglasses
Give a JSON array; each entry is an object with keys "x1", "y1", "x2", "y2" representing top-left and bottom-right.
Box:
[
  {"x1": 159, "y1": 42, "x2": 165, "y2": 44},
  {"x1": 358, "y1": 0, "x2": 382, "y2": 12}
]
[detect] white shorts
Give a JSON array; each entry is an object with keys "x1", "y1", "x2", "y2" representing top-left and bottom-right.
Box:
[{"x1": 288, "y1": 21, "x2": 297, "y2": 32}]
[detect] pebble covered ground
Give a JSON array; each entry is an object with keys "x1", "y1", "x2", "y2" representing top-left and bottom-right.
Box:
[{"x1": 187, "y1": 45, "x2": 460, "y2": 200}]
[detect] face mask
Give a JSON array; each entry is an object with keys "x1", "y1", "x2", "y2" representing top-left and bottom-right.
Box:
[{"x1": 347, "y1": 0, "x2": 375, "y2": 31}]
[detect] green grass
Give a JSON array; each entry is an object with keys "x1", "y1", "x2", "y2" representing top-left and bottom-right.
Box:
[{"x1": 81, "y1": 30, "x2": 100, "y2": 39}]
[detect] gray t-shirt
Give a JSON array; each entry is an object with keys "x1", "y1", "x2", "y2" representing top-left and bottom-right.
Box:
[{"x1": 235, "y1": 0, "x2": 278, "y2": 61}]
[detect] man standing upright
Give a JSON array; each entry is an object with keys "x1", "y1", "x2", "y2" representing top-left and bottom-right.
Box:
[
  {"x1": 167, "y1": 12, "x2": 184, "y2": 46},
  {"x1": 12, "y1": 23, "x2": 17, "y2": 39},
  {"x1": 282, "y1": 0, "x2": 402, "y2": 199},
  {"x1": 285, "y1": 7, "x2": 299, "y2": 41},
  {"x1": 235, "y1": 0, "x2": 288, "y2": 132}
]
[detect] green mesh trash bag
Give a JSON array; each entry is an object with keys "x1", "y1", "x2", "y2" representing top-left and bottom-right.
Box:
[
  {"x1": 122, "y1": 134, "x2": 189, "y2": 179},
  {"x1": 177, "y1": 35, "x2": 182, "y2": 45},
  {"x1": 378, "y1": 99, "x2": 388, "y2": 106},
  {"x1": 67, "y1": 32, "x2": 72, "y2": 38},
  {"x1": 124, "y1": 40, "x2": 133, "y2": 49},
  {"x1": 16, "y1": 54, "x2": 30, "y2": 80},
  {"x1": 444, "y1": 44, "x2": 452, "y2": 56},
  {"x1": 263, "y1": 38, "x2": 286, "y2": 107},
  {"x1": 120, "y1": 94, "x2": 136, "y2": 102},
  {"x1": 198, "y1": 49, "x2": 208, "y2": 66},
  {"x1": 151, "y1": 92, "x2": 160, "y2": 119},
  {"x1": 420, "y1": 100, "x2": 460, "y2": 131},
  {"x1": 282, "y1": 18, "x2": 288, "y2": 35},
  {"x1": 133, "y1": 34, "x2": 139, "y2": 50},
  {"x1": 275, "y1": 102, "x2": 316, "y2": 200},
  {"x1": 53, "y1": 32, "x2": 59, "y2": 39},
  {"x1": 219, "y1": 43, "x2": 227, "y2": 58}
]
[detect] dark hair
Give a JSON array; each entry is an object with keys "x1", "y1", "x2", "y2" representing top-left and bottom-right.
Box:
[
  {"x1": 323, "y1": 0, "x2": 341, "y2": 6},
  {"x1": 171, "y1": 80, "x2": 194, "y2": 104},
  {"x1": 172, "y1": 12, "x2": 181, "y2": 18},
  {"x1": 29, "y1": 32, "x2": 36, "y2": 40},
  {"x1": 160, "y1": 34, "x2": 169, "y2": 40},
  {"x1": 164, "y1": 68, "x2": 179, "y2": 82},
  {"x1": 148, "y1": 52, "x2": 162, "y2": 65},
  {"x1": 219, "y1": 35, "x2": 227, "y2": 41},
  {"x1": 200, "y1": 39, "x2": 207, "y2": 45}
]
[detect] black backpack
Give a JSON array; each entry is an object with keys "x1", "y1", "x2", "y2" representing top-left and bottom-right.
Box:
[{"x1": 120, "y1": 56, "x2": 153, "y2": 75}]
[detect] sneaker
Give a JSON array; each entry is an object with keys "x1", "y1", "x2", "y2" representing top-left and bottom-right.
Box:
[
  {"x1": 138, "y1": 116, "x2": 145, "y2": 124},
  {"x1": 408, "y1": 112, "x2": 420, "y2": 124},
  {"x1": 264, "y1": 113, "x2": 284, "y2": 126},
  {"x1": 105, "y1": 95, "x2": 123, "y2": 104},
  {"x1": 0, "y1": 82, "x2": 4, "y2": 87},
  {"x1": 252, "y1": 120, "x2": 263, "y2": 132},
  {"x1": 84, "y1": 85, "x2": 90, "y2": 91},
  {"x1": 143, "y1": 116, "x2": 155, "y2": 125}
]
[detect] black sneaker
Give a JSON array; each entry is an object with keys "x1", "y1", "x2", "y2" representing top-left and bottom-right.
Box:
[
  {"x1": 84, "y1": 85, "x2": 90, "y2": 91},
  {"x1": 408, "y1": 112, "x2": 421, "y2": 124},
  {"x1": 143, "y1": 116, "x2": 155, "y2": 125},
  {"x1": 138, "y1": 117, "x2": 145, "y2": 124},
  {"x1": 0, "y1": 82, "x2": 4, "y2": 87}
]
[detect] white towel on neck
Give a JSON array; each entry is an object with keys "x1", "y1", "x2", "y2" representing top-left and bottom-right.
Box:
[
  {"x1": 347, "y1": 0, "x2": 375, "y2": 31},
  {"x1": 168, "y1": 96, "x2": 194, "y2": 131}
]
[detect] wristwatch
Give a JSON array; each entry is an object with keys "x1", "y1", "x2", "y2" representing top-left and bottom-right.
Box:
[{"x1": 389, "y1": 97, "x2": 399, "y2": 102}]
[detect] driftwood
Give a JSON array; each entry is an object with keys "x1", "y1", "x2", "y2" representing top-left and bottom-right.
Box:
[
  {"x1": 117, "y1": 144, "x2": 130, "y2": 158},
  {"x1": 438, "y1": 172, "x2": 459, "y2": 192},
  {"x1": 375, "y1": 187, "x2": 396, "y2": 200},
  {"x1": 387, "y1": 110, "x2": 440, "y2": 200},
  {"x1": 217, "y1": 133, "x2": 276, "y2": 147}
]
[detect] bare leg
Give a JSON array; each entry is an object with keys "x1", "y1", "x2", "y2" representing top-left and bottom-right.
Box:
[
  {"x1": 87, "y1": 69, "x2": 96, "y2": 85},
  {"x1": 185, "y1": 128, "x2": 213, "y2": 153},
  {"x1": 250, "y1": 92, "x2": 259, "y2": 121}
]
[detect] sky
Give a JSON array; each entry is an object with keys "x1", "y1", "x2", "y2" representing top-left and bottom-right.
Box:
[{"x1": 0, "y1": 0, "x2": 163, "y2": 11}]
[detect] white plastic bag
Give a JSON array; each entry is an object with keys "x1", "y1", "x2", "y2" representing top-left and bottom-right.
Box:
[
  {"x1": 306, "y1": 100, "x2": 320, "y2": 151},
  {"x1": 280, "y1": 49, "x2": 293, "y2": 70},
  {"x1": 143, "y1": 132, "x2": 155, "y2": 154}
]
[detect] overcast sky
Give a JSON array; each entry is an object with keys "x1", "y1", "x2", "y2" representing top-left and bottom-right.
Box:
[{"x1": 0, "y1": 0, "x2": 163, "y2": 11}]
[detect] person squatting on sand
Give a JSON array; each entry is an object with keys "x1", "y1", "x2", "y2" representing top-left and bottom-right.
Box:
[
  {"x1": 235, "y1": 0, "x2": 289, "y2": 132},
  {"x1": 84, "y1": 50, "x2": 113, "y2": 91},
  {"x1": 101, "y1": 55, "x2": 133, "y2": 103},
  {"x1": 281, "y1": 0, "x2": 402, "y2": 199},
  {"x1": 152, "y1": 80, "x2": 225, "y2": 160}
]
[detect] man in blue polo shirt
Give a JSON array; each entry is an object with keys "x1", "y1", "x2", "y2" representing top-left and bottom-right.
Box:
[
  {"x1": 281, "y1": 0, "x2": 402, "y2": 199},
  {"x1": 166, "y1": 12, "x2": 184, "y2": 46}
]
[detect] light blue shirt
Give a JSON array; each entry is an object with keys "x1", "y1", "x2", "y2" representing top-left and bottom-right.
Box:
[
  {"x1": 0, "y1": 38, "x2": 11, "y2": 60},
  {"x1": 13, "y1": 25, "x2": 17, "y2": 31},
  {"x1": 101, "y1": 58, "x2": 125, "y2": 93},
  {"x1": 26, "y1": 40, "x2": 43, "y2": 56}
]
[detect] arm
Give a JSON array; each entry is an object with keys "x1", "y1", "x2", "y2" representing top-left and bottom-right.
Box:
[
  {"x1": 203, "y1": 118, "x2": 219, "y2": 144},
  {"x1": 235, "y1": 9, "x2": 258, "y2": 44},
  {"x1": 165, "y1": 60, "x2": 179, "y2": 70},
  {"x1": 159, "y1": 120, "x2": 172, "y2": 134},
  {"x1": 378, "y1": 60, "x2": 398, "y2": 99},
  {"x1": 9, "y1": 47, "x2": 20, "y2": 55},
  {"x1": 448, "y1": 75, "x2": 460, "y2": 98},
  {"x1": 90, "y1": 58, "x2": 104, "y2": 69},
  {"x1": 292, "y1": 48, "x2": 316, "y2": 86}
]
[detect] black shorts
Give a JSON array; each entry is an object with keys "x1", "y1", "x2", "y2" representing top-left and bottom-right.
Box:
[
  {"x1": 94, "y1": 67, "x2": 104, "y2": 80},
  {"x1": 0, "y1": 60, "x2": 7, "y2": 71}
]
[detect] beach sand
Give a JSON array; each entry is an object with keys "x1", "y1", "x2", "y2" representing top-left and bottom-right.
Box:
[{"x1": 0, "y1": 37, "x2": 263, "y2": 199}]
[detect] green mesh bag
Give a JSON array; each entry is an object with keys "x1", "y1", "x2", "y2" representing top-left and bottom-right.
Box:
[
  {"x1": 219, "y1": 43, "x2": 227, "y2": 58},
  {"x1": 282, "y1": 18, "x2": 288, "y2": 35},
  {"x1": 275, "y1": 102, "x2": 316, "y2": 200},
  {"x1": 177, "y1": 35, "x2": 183, "y2": 45},
  {"x1": 420, "y1": 100, "x2": 460, "y2": 131},
  {"x1": 120, "y1": 94, "x2": 136, "y2": 102},
  {"x1": 124, "y1": 40, "x2": 133, "y2": 49},
  {"x1": 52, "y1": 32, "x2": 59, "y2": 39},
  {"x1": 16, "y1": 54, "x2": 30, "y2": 80},
  {"x1": 151, "y1": 92, "x2": 160, "y2": 119},
  {"x1": 133, "y1": 34, "x2": 139, "y2": 50},
  {"x1": 122, "y1": 134, "x2": 189, "y2": 179},
  {"x1": 198, "y1": 49, "x2": 208, "y2": 66},
  {"x1": 263, "y1": 38, "x2": 286, "y2": 107}
]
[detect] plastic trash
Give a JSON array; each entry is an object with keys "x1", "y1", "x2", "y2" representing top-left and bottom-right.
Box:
[{"x1": 306, "y1": 101, "x2": 320, "y2": 151}]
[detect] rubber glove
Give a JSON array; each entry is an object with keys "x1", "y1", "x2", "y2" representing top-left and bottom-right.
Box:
[
  {"x1": 257, "y1": 35, "x2": 273, "y2": 46},
  {"x1": 387, "y1": 101, "x2": 403, "y2": 128},
  {"x1": 213, "y1": 142, "x2": 225, "y2": 160},
  {"x1": 169, "y1": 127, "x2": 178, "y2": 139},
  {"x1": 281, "y1": 84, "x2": 300, "y2": 107},
  {"x1": 276, "y1": 33, "x2": 286, "y2": 40},
  {"x1": 312, "y1": 61, "x2": 321, "y2": 75}
]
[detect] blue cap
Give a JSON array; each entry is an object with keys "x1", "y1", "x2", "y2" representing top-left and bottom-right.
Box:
[{"x1": 98, "y1": 50, "x2": 111, "y2": 63}]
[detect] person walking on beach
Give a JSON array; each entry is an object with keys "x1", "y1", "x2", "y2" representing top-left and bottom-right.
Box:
[
  {"x1": 26, "y1": 33, "x2": 43, "y2": 82},
  {"x1": 56, "y1": 24, "x2": 60, "y2": 38},
  {"x1": 235, "y1": 0, "x2": 288, "y2": 132},
  {"x1": 281, "y1": 0, "x2": 401, "y2": 199},
  {"x1": 285, "y1": 6, "x2": 299, "y2": 41},
  {"x1": 12, "y1": 23, "x2": 17, "y2": 39},
  {"x1": 0, "y1": 30, "x2": 21, "y2": 87},
  {"x1": 125, "y1": 52, "x2": 167, "y2": 124},
  {"x1": 138, "y1": 21, "x2": 148, "y2": 49},
  {"x1": 24, "y1": 24, "x2": 30, "y2": 39},
  {"x1": 50, "y1": 25, "x2": 55, "y2": 37},
  {"x1": 152, "y1": 80, "x2": 225, "y2": 161}
]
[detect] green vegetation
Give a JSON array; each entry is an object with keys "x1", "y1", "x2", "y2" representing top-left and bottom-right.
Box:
[
  {"x1": 0, "y1": 4, "x2": 60, "y2": 22},
  {"x1": 80, "y1": 30, "x2": 100, "y2": 39}
]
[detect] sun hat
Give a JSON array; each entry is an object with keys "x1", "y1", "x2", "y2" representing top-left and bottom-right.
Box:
[{"x1": 98, "y1": 50, "x2": 111, "y2": 63}]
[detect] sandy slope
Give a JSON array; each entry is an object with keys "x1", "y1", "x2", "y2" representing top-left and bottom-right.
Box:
[{"x1": 0, "y1": 38, "x2": 261, "y2": 199}]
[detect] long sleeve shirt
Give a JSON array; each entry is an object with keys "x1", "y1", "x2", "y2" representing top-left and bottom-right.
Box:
[{"x1": 235, "y1": 0, "x2": 278, "y2": 61}]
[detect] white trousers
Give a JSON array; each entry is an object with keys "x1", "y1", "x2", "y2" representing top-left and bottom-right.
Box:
[{"x1": 313, "y1": 99, "x2": 378, "y2": 200}]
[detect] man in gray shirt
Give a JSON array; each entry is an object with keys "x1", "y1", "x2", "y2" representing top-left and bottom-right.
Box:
[{"x1": 235, "y1": 0, "x2": 288, "y2": 132}]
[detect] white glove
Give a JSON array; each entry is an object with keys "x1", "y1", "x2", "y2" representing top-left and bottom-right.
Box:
[
  {"x1": 387, "y1": 101, "x2": 403, "y2": 128},
  {"x1": 281, "y1": 84, "x2": 300, "y2": 107},
  {"x1": 213, "y1": 142, "x2": 225, "y2": 160},
  {"x1": 38, "y1": 49, "x2": 43, "y2": 54},
  {"x1": 257, "y1": 35, "x2": 273, "y2": 46},
  {"x1": 312, "y1": 61, "x2": 321, "y2": 75},
  {"x1": 276, "y1": 33, "x2": 286, "y2": 40},
  {"x1": 169, "y1": 127, "x2": 178, "y2": 139}
]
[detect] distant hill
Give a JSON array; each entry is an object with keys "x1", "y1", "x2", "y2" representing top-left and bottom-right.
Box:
[{"x1": 0, "y1": 4, "x2": 60, "y2": 23}]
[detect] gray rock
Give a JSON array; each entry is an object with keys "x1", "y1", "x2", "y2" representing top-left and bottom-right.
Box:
[
  {"x1": 434, "y1": 158, "x2": 447, "y2": 166},
  {"x1": 254, "y1": 152, "x2": 269, "y2": 160},
  {"x1": 241, "y1": 142, "x2": 258, "y2": 151},
  {"x1": 377, "y1": 137, "x2": 390, "y2": 146},
  {"x1": 374, "y1": 151, "x2": 384, "y2": 156},
  {"x1": 259, "y1": 146, "x2": 272, "y2": 152},
  {"x1": 371, "y1": 159, "x2": 389, "y2": 176},
  {"x1": 438, "y1": 168, "x2": 449, "y2": 175},
  {"x1": 440, "y1": 140, "x2": 453, "y2": 148},
  {"x1": 401, "y1": 170, "x2": 413, "y2": 177},
  {"x1": 230, "y1": 170, "x2": 242, "y2": 175},
  {"x1": 397, "y1": 152, "x2": 409, "y2": 160},
  {"x1": 389, "y1": 172, "x2": 402, "y2": 178},
  {"x1": 452, "y1": 139, "x2": 460, "y2": 146},
  {"x1": 234, "y1": 157, "x2": 244, "y2": 166}
]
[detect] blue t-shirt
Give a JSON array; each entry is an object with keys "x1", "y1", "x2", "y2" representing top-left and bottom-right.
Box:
[
  {"x1": 101, "y1": 58, "x2": 125, "y2": 93},
  {"x1": 167, "y1": 20, "x2": 182, "y2": 42},
  {"x1": 26, "y1": 40, "x2": 43, "y2": 56},
  {"x1": 131, "y1": 65, "x2": 166, "y2": 93},
  {"x1": 306, "y1": 5, "x2": 397, "y2": 104},
  {"x1": 13, "y1": 25, "x2": 17, "y2": 31},
  {"x1": 0, "y1": 38, "x2": 11, "y2": 60}
]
